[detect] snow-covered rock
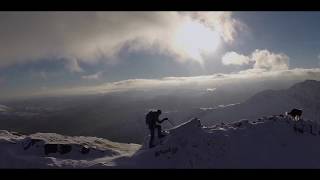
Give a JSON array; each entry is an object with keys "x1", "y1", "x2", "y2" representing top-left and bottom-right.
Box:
[
  {"x1": 0, "y1": 131, "x2": 140, "y2": 168},
  {"x1": 3, "y1": 114, "x2": 320, "y2": 168},
  {"x1": 105, "y1": 116, "x2": 320, "y2": 168},
  {"x1": 0, "y1": 104, "x2": 11, "y2": 112}
]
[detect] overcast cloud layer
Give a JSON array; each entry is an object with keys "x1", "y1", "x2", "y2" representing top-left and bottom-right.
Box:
[{"x1": 0, "y1": 12, "x2": 243, "y2": 69}]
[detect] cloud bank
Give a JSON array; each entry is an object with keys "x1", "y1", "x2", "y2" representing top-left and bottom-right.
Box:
[
  {"x1": 0, "y1": 12, "x2": 244, "y2": 68},
  {"x1": 34, "y1": 68, "x2": 320, "y2": 97}
]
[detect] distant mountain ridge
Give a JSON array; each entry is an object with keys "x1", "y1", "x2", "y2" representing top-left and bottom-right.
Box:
[{"x1": 199, "y1": 80, "x2": 320, "y2": 125}]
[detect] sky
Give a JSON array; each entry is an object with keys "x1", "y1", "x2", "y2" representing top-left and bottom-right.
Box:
[{"x1": 1, "y1": 11, "x2": 320, "y2": 99}]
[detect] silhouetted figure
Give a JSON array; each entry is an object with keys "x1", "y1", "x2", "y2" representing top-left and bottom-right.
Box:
[
  {"x1": 145, "y1": 109, "x2": 168, "y2": 148},
  {"x1": 287, "y1": 108, "x2": 303, "y2": 121}
]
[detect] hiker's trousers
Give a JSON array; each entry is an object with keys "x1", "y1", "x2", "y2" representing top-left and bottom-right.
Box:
[{"x1": 149, "y1": 125, "x2": 162, "y2": 147}]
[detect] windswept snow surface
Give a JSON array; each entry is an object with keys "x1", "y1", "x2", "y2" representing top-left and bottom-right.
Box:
[
  {"x1": 0, "y1": 131, "x2": 140, "y2": 168},
  {"x1": 103, "y1": 116, "x2": 320, "y2": 168},
  {"x1": 0, "y1": 104, "x2": 11, "y2": 112},
  {"x1": 2, "y1": 115, "x2": 320, "y2": 168}
]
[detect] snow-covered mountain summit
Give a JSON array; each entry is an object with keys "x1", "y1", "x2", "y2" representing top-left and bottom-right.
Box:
[
  {"x1": 2, "y1": 114, "x2": 320, "y2": 168},
  {"x1": 98, "y1": 116, "x2": 320, "y2": 168}
]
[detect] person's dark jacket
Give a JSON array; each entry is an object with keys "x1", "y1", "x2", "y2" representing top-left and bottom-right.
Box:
[{"x1": 148, "y1": 112, "x2": 167, "y2": 128}]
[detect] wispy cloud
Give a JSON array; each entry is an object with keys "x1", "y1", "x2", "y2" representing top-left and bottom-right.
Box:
[
  {"x1": 65, "y1": 58, "x2": 84, "y2": 73},
  {"x1": 206, "y1": 88, "x2": 216, "y2": 92},
  {"x1": 81, "y1": 71, "x2": 103, "y2": 80},
  {"x1": 184, "y1": 12, "x2": 247, "y2": 43}
]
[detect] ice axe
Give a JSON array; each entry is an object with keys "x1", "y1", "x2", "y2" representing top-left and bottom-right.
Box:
[{"x1": 165, "y1": 118, "x2": 175, "y2": 126}]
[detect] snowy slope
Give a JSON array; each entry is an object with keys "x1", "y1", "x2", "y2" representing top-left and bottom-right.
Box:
[
  {"x1": 0, "y1": 131, "x2": 140, "y2": 168},
  {"x1": 0, "y1": 104, "x2": 11, "y2": 112},
  {"x1": 101, "y1": 116, "x2": 320, "y2": 168},
  {"x1": 3, "y1": 114, "x2": 320, "y2": 168}
]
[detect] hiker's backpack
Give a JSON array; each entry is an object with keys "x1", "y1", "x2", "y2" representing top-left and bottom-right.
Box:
[{"x1": 145, "y1": 111, "x2": 153, "y2": 125}]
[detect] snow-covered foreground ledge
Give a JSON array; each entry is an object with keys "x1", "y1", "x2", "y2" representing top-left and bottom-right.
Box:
[
  {"x1": 2, "y1": 115, "x2": 320, "y2": 168},
  {"x1": 106, "y1": 116, "x2": 320, "y2": 169},
  {"x1": 0, "y1": 130, "x2": 141, "y2": 168}
]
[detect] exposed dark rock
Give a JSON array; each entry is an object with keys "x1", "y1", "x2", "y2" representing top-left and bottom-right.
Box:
[
  {"x1": 234, "y1": 122, "x2": 242, "y2": 127},
  {"x1": 81, "y1": 145, "x2": 90, "y2": 154},
  {"x1": 23, "y1": 139, "x2": 42, "y2": 150},
  {"x1": 59, "y1": 144, "x2": 72, "y2": 154},
  {"x1": 11, "y1": 132, "x2": 23, "y2": 136},
  {"x1": 44, "y1": 144, "x2": 58, "y2": 155},
  {"x1": 44, "y1": 144, "x2": 73, "y2": 155}
]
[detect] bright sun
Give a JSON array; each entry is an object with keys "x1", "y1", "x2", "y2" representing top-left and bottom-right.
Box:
[{"x1": 174, "y1": 20, "x2": 221, "y2": 63}]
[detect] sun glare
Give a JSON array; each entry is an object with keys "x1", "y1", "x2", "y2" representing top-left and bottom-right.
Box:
[{"x1": 174, "y1": 20, "x2": 221, "y2": 63}]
